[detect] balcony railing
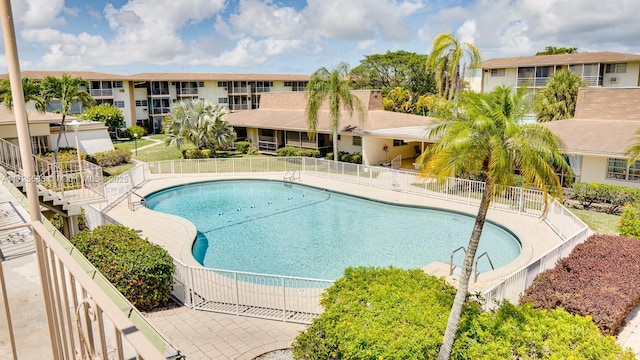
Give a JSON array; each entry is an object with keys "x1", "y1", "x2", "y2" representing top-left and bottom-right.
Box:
[
  {"x1": 517, "y1": 77, "x2": 550, "y2": 87},
  {"x1": 254, "y1": 87, "x2": 271, "y2": 93},
  {"x1": 177, "y1": 88, "x2": 198, "y2": 95},
  {"x1": 150, "y1": 107, "x2": 171, "y2": 115},
  {"x1": 150, "y1": 89, "x2": 170, "y2": 96},
  {"x1": 258, "y1": 140, "x2": 278, "y2": 152},
  {"x1": 89, "y1": 89, "x2": 113, "y2": 97},
  {"x1": 582, "y1": 75, "x2": 603, "y2": 86},
  {"x1": 229, "y1": 104, "x2": 249, "y2": 111},
  {"x1": 228, "y1": 87, "x2": 248, "y2": 94}
]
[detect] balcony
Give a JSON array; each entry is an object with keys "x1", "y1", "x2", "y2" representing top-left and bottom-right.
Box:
[
  {"x1": 177, "y1": 87, "x2": 198, "y2": 96},
  {"x1": 254, "y1": 87, "x2": 271, "y2": 93},
  {"x1": 89, "y1": 88, "x2": 114, "y2": 97},
  {"x1": 228, "y1": 87, "x2": 248, "y2": 94},
  {"x1": 582, "y1": 75, "x2": 604, "y2": 86},
  {"x1": 150, "y1": 107, "x2": 171, "y2": 115},
  {"x1": 229, "y1": 104, "x2": 249, "y2": 111},
  {"x1": 516, "y1": 77, "x2": 550, "y2": 87},
  {"x1": 150, "y1": 89, "x2": 170, "y2": 96}
]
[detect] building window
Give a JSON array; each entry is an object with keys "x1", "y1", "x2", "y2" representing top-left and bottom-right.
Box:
[
  {"x1": 198, "y1": 81, "x2": 205, "y2": 87},
  {"x1": 135, "y1": 100, "x2": 148, "y2": 107},
  {"x1": 605, "y1": 63, "x2": 627, "y2": 73},
  {"x1": 393, "y1": 139, "x2": 407, "y2": 147},
  {"x1": 284, "y1": 81, "x2": 292, "y2": 87},
  {"x1": 113, "y1": 81, "x2": 123, "y2": 88},
  {"x1": 606, "y1": 158, "x2": 640, "y2": 182},
  {"x1": 490, "y1": 68, "x2": 505, "y2": 77},
  {"x1": 218, "y1": 97, "x2": 228, "y2": 104},
  {"x1": 114, "y1": 101, "x2": 125, "y2": 108},
  {"x1": 352, "y1": 136, "x2": 362, "y2": 146},
  {"x1": 218, "y1": 82, "x2": 227, "y2": 87},
  {"x1": 134, "y1": 82, "x2": 147, "y2": 88}
]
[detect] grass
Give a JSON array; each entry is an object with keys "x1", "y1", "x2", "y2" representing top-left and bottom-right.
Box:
[
  {"x1": 148, "y1": 134, "x2": 167, "y2": 140},
  {"x1": 569, "y1": 208, "x2": 620, "y2": 235},
  {"x1": 132, "y1": 142, "x2": 193, "y2": 162},
  {"x1": 102, "y1": 163, "x2": 136, "y2": 180},
  {"x1": 113, "y1": 139, "x2": 154, "y2": 150}
]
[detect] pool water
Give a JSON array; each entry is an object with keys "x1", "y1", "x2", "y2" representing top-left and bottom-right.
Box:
[{"x1": 145, "y1": 180, "x2": 520, "y2": 280}]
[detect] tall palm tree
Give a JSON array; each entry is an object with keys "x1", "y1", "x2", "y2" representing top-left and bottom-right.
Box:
[
  {"x1": 0, "y1": 77, "x2": 47, "y2": 111},
  {"x1": 427, "y1": 33, "x2": 482, "y2": 101},
  {"x1": 164, "y1": 98, "x2": 235, "y2": 151},
  {"x1": 625, "y1": 129, "x2": 640, "y2": 165},
  {"x1": 305, "y1": 62, "x2": 367, "y2": 162},
  {"x1": 418, "y1": 85, "x2": 570, "y2": 359},
  {"x1": 532, "y1": 70, "x2": 588, "y2": 122},
  {"x1": 40, "y1": 74, "x2": 95, "y2": 158}
]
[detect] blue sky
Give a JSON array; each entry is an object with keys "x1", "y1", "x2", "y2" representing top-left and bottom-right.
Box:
[{"x1": 2, "y1": 0, "x2": 639, "y2": 75}]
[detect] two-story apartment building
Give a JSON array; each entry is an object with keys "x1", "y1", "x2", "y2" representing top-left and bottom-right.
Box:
[
  {"x1": 4, "y1": 71, "x2": 310, "y2": 134},
  {"x1": 479, "y1": 51, "x2": 640, "y2": 94}
]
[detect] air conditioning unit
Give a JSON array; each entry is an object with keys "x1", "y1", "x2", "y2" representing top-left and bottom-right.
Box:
[
  {"x1": 610, "y1": 77, "x2": 618, "y2": 83},
  {"x1": 142, "y1": 108, "x2": 147, "y2": 111},
  {"x1": 119, "y1": 89, "x2": 125, "y2": 93}
]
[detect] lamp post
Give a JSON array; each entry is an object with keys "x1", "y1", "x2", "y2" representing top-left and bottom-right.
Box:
[
  {"x1": 69, "y1": 119, "x2": 84, "y2": 189},
  {"x1": 133, "y1": 133, "x2": 138, "y2": 156}
]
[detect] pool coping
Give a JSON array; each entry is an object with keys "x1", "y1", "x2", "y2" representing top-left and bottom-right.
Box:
[{"x1": 105, "y1": 172, "x2": 563, "y2": 293}]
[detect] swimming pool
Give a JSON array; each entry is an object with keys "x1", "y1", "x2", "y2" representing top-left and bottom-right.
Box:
[{"x1": 145, "y1": 179, "x2": 521, "y2": 280}]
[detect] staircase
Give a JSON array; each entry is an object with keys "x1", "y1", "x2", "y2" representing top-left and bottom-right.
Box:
[{"x1": 0, "y1": 138, "x2": 106, "y2": 216}]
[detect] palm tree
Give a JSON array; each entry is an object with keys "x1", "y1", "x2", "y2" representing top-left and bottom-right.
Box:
[
  {"x1": 427, "y1": 33, "x2": 482, "y2": 101},
  {"x1": 305, "y1": 62, "x2": 367, "y2": 162},
  {"x1": 0, "y1": 77, "x2": 47, "y2": 111},
  {"x1": 625, "y1": 129, "x2": 640, "y2": 165},
  {"x1": 418, "y1": 85, "x2": 570, "y2": 359},
  {"x1": 164, "y1": 98, "x2": 235, "y2": 151},
  {"x1": 532, "y1": 70, "x2": 588, "y2": 122},
  {"x1": 382, "y1": 86, "x2": 413, "y2": 113},
  {"x1": 40, "y1": 74, "x2": 95, "y2": 158}
]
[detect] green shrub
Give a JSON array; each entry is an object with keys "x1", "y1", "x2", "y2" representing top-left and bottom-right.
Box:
[
  {"x1": 182, "y1": 149, "x2": 215, "y2": 159},
  {"x1": 39, "y1": 148, "x2": 86, "y2": 163},
  {"x1": 292, "y1": 267, "x2": 456, "y2": 360},
  {"x1": 521, "y1": 234, "x2": 640, "y2": 335},
  {"x1": 275, "y1": 146, "x2": 319, "y2": 158},
  {"x1": 90, "y1": 147, "x2": 131, "y2": 167},
  {"x1": 246, "y1": 146, "x2": 260, "y2": 155},
  {"x1": 570, "y1": 183, "x2": 640, "y2": 213},
  {"x1": 326, "y1": 151, "x2": 362, "y2": 164},
  {"x1": 234, "y1": 141, "x2": 251, "y2": 154},
  {"x1": 453, "y1": 302, "x2": 635, "y2": 360},
  {"x1": 124, "y1": 125, "x2": 146, "y2": 139},
  {"x1": 70, "y1": 224, "x2": 175, "y2": 311},
  {"x1": 620, "y1": 202, "x2": 640, "y2": 238}
]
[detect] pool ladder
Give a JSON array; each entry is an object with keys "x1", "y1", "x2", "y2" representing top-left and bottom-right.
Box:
[
  {"x1": 449, "y1": 247, "x2": 495, "y2": 283},
  {"x1": 283, "y1": 170, "x2": 300, "y2": 187},
  {"x1": 127, "y1": 190, "x2": 146, "y2": 211}
]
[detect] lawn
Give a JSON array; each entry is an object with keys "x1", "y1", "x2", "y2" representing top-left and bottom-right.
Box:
[
  {"x1": 148, "y1": 134, "x2": 167, "y2": 140},
  {"x1": 112, "y1": 139, "x2": 154, "y2": 150},
  {"x1": 102, "y1": 162, "x2": 136, "y2": 180},
  {"x1": 132, "y1": 142, "x2": 193, "y2": 162},
  {"x1": 569, "y1": 208, "x2": 620, "y2": 235}
]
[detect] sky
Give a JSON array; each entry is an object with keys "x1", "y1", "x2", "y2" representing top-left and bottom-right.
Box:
[{"x1": 1, "y1": 0, "x2": 639, "y2": 76}]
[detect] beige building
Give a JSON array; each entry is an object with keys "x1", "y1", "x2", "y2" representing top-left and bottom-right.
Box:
[
  {"x1": 479, "y1": 51, "x2": 640, "y2": 93},
  {"x1": 4, "y1": 71, "x2": 310, "y2": 134},
  {"x1": 542, "y1": 87, "x2": 640, "y2": 188}
]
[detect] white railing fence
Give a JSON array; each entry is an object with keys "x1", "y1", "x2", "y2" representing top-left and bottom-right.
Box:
[
  {"x1": 1, "y1": 175, "x2": 178, "y2": 359},
  {"x1": 97, "y1": 157, "x2": 589, "y2": 319}
]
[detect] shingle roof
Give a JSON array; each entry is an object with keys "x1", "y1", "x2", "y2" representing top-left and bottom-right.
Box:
[
  {"x1": 0, "y1": 71, "x2": 309, "y2": 82},
  {"x1": 541, "y1": 88, "x2": 640, "y2": 156},
  {"x1": 0, "y1": 107, "x2": 64, "y2": 124},
  {"x1": 227, "y1": 90, "x2": 436, "y2": 137},
  {"x1": 480, "y1": 52, "x2": 640, "y2": 69}
]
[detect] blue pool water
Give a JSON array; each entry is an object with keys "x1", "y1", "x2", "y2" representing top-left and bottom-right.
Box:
[{"x1": 145, "y1": 180, "x2": 520, "y2": 280}]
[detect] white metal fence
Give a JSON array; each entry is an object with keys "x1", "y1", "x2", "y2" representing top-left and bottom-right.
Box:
[{"x1": 95, "y1": 157, "x2": 590, "y2": 322}]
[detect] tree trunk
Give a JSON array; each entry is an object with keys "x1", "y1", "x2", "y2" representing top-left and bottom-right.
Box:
[
  {"x1": 438, "y1": 180, "x2": 495, "y2": 359},
  {"x1": 332, "y1": 130, "x2": 338, "y2": 162},
  {"x1": 54, "y1": 114, "x2": 67, "y2": 163}
]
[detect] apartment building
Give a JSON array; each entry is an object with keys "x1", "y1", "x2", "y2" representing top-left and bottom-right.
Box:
[
  {"x1": 5, "y1": 71, "x2": 310, "y2": 134},
  {"x1": 479, "y1": 51, "x2": 640, "y2": 93}
]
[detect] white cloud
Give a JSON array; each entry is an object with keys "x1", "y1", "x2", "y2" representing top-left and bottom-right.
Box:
[
  {"x1": 457, "y1": 20, "x2": 477, "y2": 45},
  {"x1": 304, "y1": 0, "x2": 425, "y2": 41},
  {"x1": 13, "y1": 0, "x2": 66, "y2": 29},
  {"x1": 62, "y1": 7, "x2": 81, "y2": 17}
]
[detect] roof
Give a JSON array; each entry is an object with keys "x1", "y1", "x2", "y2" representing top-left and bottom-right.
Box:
[
  {"x1": 0, "y1": 71, "x2": 309, "y2": 82},
  {"x1": 541, "y1": 88, "x2": 640, "y2": 156},
  {"x1": 480, "y1": 52, "x2": 640, "y2": 69},
  {"x1": 227, "y1": 90, "x2": 437, "y2": 140},
  {"x1": 0, "y1": 107, "x2": 63, "y2": 124}
]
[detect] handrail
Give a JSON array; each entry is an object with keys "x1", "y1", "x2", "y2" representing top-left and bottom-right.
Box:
[
  {"x1": 449, "y1": 246, "x2": 466, "y2": 275},
  {"x1": 474, "y1": 251, "x2": 495, "y2": 283},
  {"x1": 127, "y1": 190, "x2": 146, "y2": 211},
  {"x1": 283, "y1": 169, "x2": 300, "y2": 183}
]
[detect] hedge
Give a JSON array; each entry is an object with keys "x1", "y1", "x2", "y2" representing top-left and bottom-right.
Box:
[
  {"x1": 568, "y1": 182, "x2": 640, "y2": 214},
  {"x1": 182, "y1": 149, "x2": 216, "y2": 159},
  {"x1": 234, "y1": 141, "x2": 251, "y2": 154},
  {"x1": 453, "y1": 302, "x2": 635, "y2": 360},
  {"x1": 70, "y1": 224, "x2": 175, "y2": 311},
  {"x1": 275, "y1": 146, "x2": 320, "y2": 158},
  {"x1": 521, "y1": 234, "x2": 640, "y2": 335},
  {"x1": 621, "y1": 202, "x2": 640, "y2": 238},
  {"x1": 90, "y1": 147, "x2": 131, "y2": 167},
  {"x1": 293, "y1": 267, "x2": 455, "y2": 359},
  {"x1": 326, "y1": 151, "x2": 362, "y2": 164}
]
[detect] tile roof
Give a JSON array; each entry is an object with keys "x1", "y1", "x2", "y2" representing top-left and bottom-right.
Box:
[
  {"x1": 541, "y1": 88, "x2": 640, "y2": 156},
  {"x1": 480, "y1": 51, "x2": 640, "y2": 69},
  {"x1": 0, "y1": 71, "x2": 309, "y2": 82},
  {"x1": 227, "y1": 90, "x2": 436, "y2": 137}
]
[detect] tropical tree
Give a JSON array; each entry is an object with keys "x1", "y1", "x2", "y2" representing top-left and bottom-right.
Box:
[
  {"x1": 0, "y1": 77, "x2": 47, "y2": 111},
  {"x1": 427, "y1": 33, "x2": 482, "y2": 101},
  {"x1": 40, "y1": 74, "x2": 95, "y2": 158},
  {"x1": 164, "y1": 98, "x2": 235, "y2": 151},
  {"x1": 80, "y1": 103, "x2": 124, "y2": 135},
  {"x1": 417, "y1": 85, "x2": 570, "y2": 359},
  {"x1": 536, "y1": 46, "x2": 578, "y2": 55},
  {"x1": 532, "y1": 70, "x2": 588, "y2": 122},
  {"x1": 305, "y1": 62, "x2": 367, "y2": 162},
  {"x1": 382, "y1": 87, "x2": 413, "y2": 113},
  {"x1": 625, "y1": 130, "x2": 640, "y2": 165}
]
